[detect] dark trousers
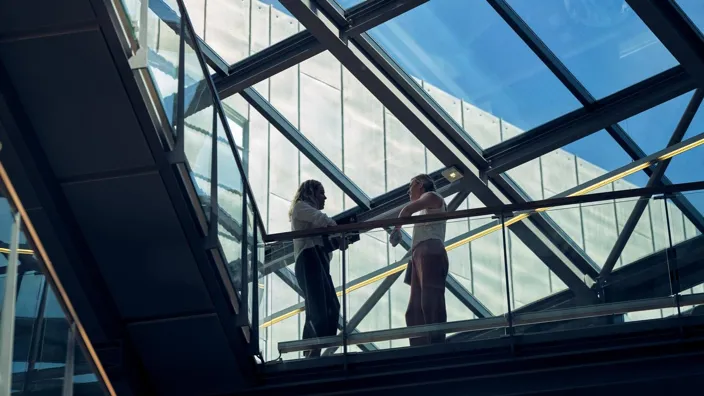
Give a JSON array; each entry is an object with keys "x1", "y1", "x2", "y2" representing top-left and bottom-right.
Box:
[
  {"x1": 405, "y1": 239, "x2": 449, "y2": 346},
  {"x1": 295, "y1": 246, "x2": 340, "y2": 357}
]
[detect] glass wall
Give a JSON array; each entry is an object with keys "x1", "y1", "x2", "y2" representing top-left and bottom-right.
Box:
[{"x1": 0, "y1": 188, "x2": 103, "y2": 395}]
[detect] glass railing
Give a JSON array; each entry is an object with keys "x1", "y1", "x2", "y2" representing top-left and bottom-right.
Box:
[
  {"x1": 113, "y1": 0, "x2": 267, "y2": 351},
  {"x1": 0, "y1": 186, "x2": 103, "y2": 395},
  {"x1": 259, "y1": 183, "x2": 704, "y2": 362}
]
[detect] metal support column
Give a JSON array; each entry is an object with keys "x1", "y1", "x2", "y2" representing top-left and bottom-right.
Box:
[
  {"x1": 62, "y1": 323, "x2": 76, "y2": 396},
  {"x1": 0, "y1": 212, "x2": 21, "y2": 396},
  {"x1": 21, "y1": 280, "x2": 49, "y2": 395}
]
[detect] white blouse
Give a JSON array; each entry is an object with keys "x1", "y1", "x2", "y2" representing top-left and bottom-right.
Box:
[{"x1": 290, "y1": 201, "x2": 337, "y2": 261}]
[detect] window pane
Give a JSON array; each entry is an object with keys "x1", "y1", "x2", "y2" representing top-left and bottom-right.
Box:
[
  {"x1": 183, "y1": 0, "x2": 301, "y2": 66},
  {"x1": 676, "y1": 0, "x2": 704, "y2": 34},
  {"x1": 619, "y1": 91, "x2": 694, "y2": 156},
  {"x1": 666, "y1": 99, "x2": 704, "y2": 213},
  {"x1": 508, "y1": 0, "x2": 678, "y2": 98},
  {"x1": 253, "y1": 52, "x2": 442, "y2": 204},
  {"x1": 335, "y1": 0, "x2": 364, "y2": 8},
  {"x1": 367, "y1": 0, "x2": 581, "y2": 145}
]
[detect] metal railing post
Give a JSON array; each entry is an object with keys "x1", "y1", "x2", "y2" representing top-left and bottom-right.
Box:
[
  {"x1": 62, "y1": 323, "x2": 76, "y2": 396},
  {"x1": 0, "y1": 212, "x2": 21, "y2": 396}
]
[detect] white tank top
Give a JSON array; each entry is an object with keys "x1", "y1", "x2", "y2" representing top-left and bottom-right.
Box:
[{"x1": 411, "y1": 191, "x2": 447, "y2": 247}]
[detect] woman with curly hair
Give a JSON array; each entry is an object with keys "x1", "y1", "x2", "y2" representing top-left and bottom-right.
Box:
[{"x1": 289, "y1": 180, "x2": 339, "y2": 358}]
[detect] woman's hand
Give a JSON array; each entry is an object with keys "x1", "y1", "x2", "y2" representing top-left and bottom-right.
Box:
[{"x1": 389, "y1": 228, "x2": 402, "y2": 247}]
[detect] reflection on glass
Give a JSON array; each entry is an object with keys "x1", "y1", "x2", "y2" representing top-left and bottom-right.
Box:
[
  {"x1": 146, "y1": 1, "x2": 182, "y2": 132},
  {"x1": 367, "y1": 0, "x2": 581, "y2": 139},
  {"x1": 0, "y1": 199, "x2": 103, "y2": 393},
  {"x1": 119, "y1": 0, "x2": 144, "y2": 40},
  {"x1": 508, "y1": 0, "x2": 678, "y2": 98},
  {"x1": 183, "y1": 0, "x2": 300, "y2": 65},
  {"x1": 213, "y1": 112, "x2": 245, "y2": 293}
]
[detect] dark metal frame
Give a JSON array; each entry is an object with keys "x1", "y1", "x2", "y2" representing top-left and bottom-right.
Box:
[
  {"x1": 600, "y1": 90, "x2": 704, "y2": 278},
  {"x1": 627, "y1": 0, "x2": 704, "y2": 89}
]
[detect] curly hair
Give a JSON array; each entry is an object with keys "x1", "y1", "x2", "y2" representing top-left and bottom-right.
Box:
[{"x1": 289, "y1": 179, "x2": 323, "y2": 220}]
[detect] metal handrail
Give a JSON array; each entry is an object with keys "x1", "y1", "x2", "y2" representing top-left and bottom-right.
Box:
[{"x1": 265, "y1": 180, "x2": 704, "y2": 242}]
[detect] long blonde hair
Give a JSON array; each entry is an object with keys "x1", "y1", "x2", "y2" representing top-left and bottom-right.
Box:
[{"x1": 289, "y1": 180, "x2": 323, "y2": 220}]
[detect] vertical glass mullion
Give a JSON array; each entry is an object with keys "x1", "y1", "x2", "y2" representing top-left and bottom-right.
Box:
[
  {"x1": 22, "y1": 280, "x2": 49, "y2": 394},
  {"x1": 209, "y1": 107, "x2": 218, "y2": 236},
  {"x1": 500, "y1": 212, "x2": 514, "y2": 340},
  {"x1": 0, "y1": 212, "x2": 21, "y2": 396},
  {"x1": 663, "y1": 194, "x2": 681, "y2": 316},
  {"x1": 241, "y1": 191, "x2": 249, "y2": 322},
  {"x1": 174, "y1": 13, "x2": 186, "y2": 147},
  {"x1": 62, "y1": 323, "x2": 76, "y2": 396},
  {"x1": 251, "y1": 213, "x2": 259, "y2": 356},
  {"x1": 342, "y1": 232, "x2": 348, "y2": 365}
]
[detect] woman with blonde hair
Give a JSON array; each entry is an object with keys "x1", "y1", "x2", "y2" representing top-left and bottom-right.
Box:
[
  {"x1": 289, "y1": 180, "x2": 339, "y2": 358},
  {"x1": 391, "y1": 174, "x2": 448, "y2": 345}
]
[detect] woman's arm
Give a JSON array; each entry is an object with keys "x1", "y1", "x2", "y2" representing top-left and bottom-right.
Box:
[
  {"x1": 293, "y1": 201, "x2": 337, "y2": 228},
  {"x1": 394, "y1": 192, "x2": 443, "y2": 230},
  {"x1": 399, "y1": 192, "x2": 443, "y2": 218}
]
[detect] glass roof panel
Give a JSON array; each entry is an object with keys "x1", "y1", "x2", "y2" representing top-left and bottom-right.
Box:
[
  {"x1": 184, "y1": 0, "x2": 300, "y2": 66},
  {"x1": 676, "y1": 0, "x2": 704, "y2": 33},
  {"x1": 507, "y1": 0, "x2": 678, "y2": 99},
  {"x1": 498, "y1": 128, "x2": 648, "y2": 269},
  {"x1": 366, "y1": 0, "x2": 581, "y2": 145},
  {"x1": 618, "y1": 91, "x2": 695, "y2": 156},
  {"x1": 503, "y1": 129, "x2": 642, "y2": 204},
  {"x1": 666, "y1": 99, "x2": 704, "y2": 214},
  {"x1": 563, "y1": 130, "x2": 644, "y2": 187},
  {"x1": 254, "y1": 51, "x2": 445, "y2": 207},
  {"x1": 335, "y1": 0, "x2": 364, "y2": 8}
]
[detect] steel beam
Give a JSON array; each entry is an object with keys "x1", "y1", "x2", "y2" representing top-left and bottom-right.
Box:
[
  {"x1": 447, "y1": 188, "x2": 471, "y2": 212},
  {"x1": 213, "y1": 0, "x2": 429, "y2": 99},
  {"x1": 627, "y1": 0, "x2": 704, "y2": 88},
  {"x1": 607, "y1": 126, "x2": 704, "y2": 232},
  {"x1": 322, "y1": 271, "x2": 404, "y2": 356},
  {"x1": 216, "y1": 32, "x2": 324, "y2": 98},
  {"x1": 343, "y1": 0, "x2": 429, "y2": 37},
  {"x1": 601, "y1": 89, "x2": 704, "y2": 278},
  {"x1": 484, "y1": 66, "x2": 695, "y2": 175},
  {"x1": 446, "y1": 275, "x2": 492, "y2": 318}
]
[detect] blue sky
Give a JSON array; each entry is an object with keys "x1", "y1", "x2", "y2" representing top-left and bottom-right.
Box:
[{"x1": 262, "y1": 0, "x2": 704, "y2": 210}]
